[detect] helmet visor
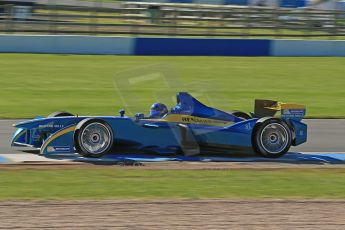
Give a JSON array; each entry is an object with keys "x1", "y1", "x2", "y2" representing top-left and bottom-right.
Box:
[{"x1": 150, "y1": 109, "x2": 161, "y2": 117}]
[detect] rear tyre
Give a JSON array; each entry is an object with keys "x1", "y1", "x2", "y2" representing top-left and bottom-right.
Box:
[
  {"x1": 252, "y1": 118, "x2": 292, "y2": 158},
  {"x1": 48, "y1": 111, "x2": 74, "y2": 117},
  {"x1": 74, "y1": 119, "x2": 114, "y2": 158},
  {"x1": 229, "y1": 110, "x2": 251, "y2": 120}
]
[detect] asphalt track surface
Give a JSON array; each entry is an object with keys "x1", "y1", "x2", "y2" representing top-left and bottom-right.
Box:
[{"x1": 1, "y1": 119, "x2": 344, "y2": 155}]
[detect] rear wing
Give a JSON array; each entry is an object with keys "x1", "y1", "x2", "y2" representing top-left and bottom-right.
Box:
[{"x1": 254, "y1": 99, "x2": 306, "y2": 121}]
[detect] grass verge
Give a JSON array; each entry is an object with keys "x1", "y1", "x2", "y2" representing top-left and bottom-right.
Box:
[
  {"x1": 0, "y1": 168, "x2": 345, "y2": 200},
  {"x1": 0, "y1": 54, "x2": 344, "y2": 118}
]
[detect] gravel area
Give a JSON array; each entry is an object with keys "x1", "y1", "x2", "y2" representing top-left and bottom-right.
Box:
[{"x1": 1, "y1": 200, "x2": 345, "y2": 229}]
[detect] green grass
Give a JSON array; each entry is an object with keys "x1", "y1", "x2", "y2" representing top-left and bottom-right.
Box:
[
  {"x1": 0, "y1": 54, "x2": 344, "y2": 118},
  {"x1": 0, "y1": 168, "x2": 345, "y2": 200}
]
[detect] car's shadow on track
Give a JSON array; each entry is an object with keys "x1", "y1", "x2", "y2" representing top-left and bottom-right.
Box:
[{"x1": 19, "y1": 150, "x2": 345, "y2": 165}]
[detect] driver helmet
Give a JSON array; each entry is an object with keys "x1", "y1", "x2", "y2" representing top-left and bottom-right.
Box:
[{"x1": 150, "y1": 103, "x2": 168, "y2": 118}]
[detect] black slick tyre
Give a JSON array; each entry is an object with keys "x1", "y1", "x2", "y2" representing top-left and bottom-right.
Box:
[
  {"x1": 252, "y1": 118, "x2": 292, "y2": 158},
  {"x1": 74, "y1": 119, "x2": 114, "y2": 158}
]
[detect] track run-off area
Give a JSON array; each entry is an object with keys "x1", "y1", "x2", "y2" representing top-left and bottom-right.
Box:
[
  {"x1": 1, "y1": 119, "x2": 345, "y2": 229},
  {"x1": 1, "y1": 200, "x2": 344, "y2": 230}
]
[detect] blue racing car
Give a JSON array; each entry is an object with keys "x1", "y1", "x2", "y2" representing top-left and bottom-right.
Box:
[{"x1": 11, "y1": 92, "x2": 307, "y2": 158}]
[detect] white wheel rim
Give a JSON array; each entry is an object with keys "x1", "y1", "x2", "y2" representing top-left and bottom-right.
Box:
[
  {"x1": 259, "y1": 123, "x2": 289, "y2": 155},
  {"x1": 80, "y1": 122, "x2": 112, "y2": 154}
]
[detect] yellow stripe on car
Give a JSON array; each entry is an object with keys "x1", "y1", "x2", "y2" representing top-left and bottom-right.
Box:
[
  {"x1": 281, "y1": 103, "x2": 306, "y2": 110},
  {"x1": 265, "y1": 102, "x2": 306, "y2": 110},
  {"x1": 143, "y1": 114, "x2": 233, "y2": 126},
  {"x1": 40, "y1": 125, "x2": 76, "y2": 155}
]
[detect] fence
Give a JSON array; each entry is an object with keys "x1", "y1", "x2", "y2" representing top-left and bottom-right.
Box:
[{"x1": 0, "y1": 2, "x2": 344, "y2": 38}]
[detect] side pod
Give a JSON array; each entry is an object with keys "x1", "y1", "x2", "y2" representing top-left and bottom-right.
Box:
[{"x1": 40, "y1": 124, "x2": 76, "y2": 155}]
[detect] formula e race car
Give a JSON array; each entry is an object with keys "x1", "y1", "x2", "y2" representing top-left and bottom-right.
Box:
[{"x1": 11, "y1": 92, "x2": 307, "y2": 158}]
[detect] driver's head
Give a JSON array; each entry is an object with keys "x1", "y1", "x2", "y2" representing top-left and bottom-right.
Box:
[{"x1": 150, "y1": 103, "x2": 168, "y2": 118}]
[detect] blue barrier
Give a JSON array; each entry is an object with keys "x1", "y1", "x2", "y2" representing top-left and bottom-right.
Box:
[
  {"x1": 224, "y1": 0, "x2": 249, "y2": 5},
  {"x1": 169, "y1": 0, "x2": 193, "y2": 2},
  {"x1": 135, "y1": 37, "x2": 271, "y2": 56},
  {"x1": 0, "y1": 35, "x2": 344, "y2": 56},
  {"x1": 0, "y1": 35, "x2": 135, "y2": 55},
  {"x1": 271, "y1": 40, "x2": 345, "y2": 56},
  {"x1": 280, "y1": 0, "x2": 306, "y2": 8}
]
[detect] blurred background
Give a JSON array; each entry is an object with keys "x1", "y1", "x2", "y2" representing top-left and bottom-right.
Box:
[
  {"x1": 0, "y1": 0, "x2": 344, "y2": 38},
  {"x1": 0, "y1": 0, "x2": 344, "y2": 119}
]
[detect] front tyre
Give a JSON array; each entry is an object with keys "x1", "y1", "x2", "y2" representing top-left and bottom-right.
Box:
[
  {"x1": 253, "y1": 118, "x2": 292, "y2": 158},
  {"x1": 75, "y1": 119, "x2": 114, "y2": 158}
]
